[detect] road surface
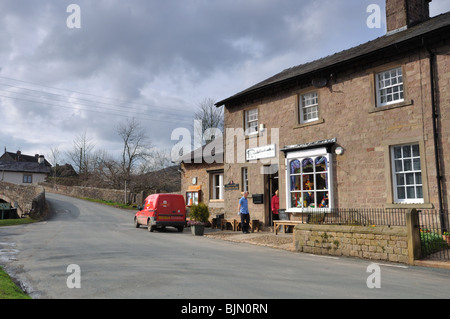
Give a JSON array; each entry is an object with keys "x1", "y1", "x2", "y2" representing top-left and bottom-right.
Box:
[{"x1": 0, "y1": 193, "x2": 449, "y2": 299}]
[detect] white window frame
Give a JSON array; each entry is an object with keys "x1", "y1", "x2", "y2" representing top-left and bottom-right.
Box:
[
  {"x1": 391, "y1": 143, "x2": 424, "y2": 204},
  {"x1": 299, "y1": 92, "x2": 319, "y2": 123},
  {"x1": 285, "y1": 147, "x2": 333, "y2": 213},
  {"x1": 245, "y1": 109, "x2": 258, "y2": 135},
  {"x1": 211, "y1": 173, "x2": 224, "y2": 200},
  {"x1": 376, "y1": 67, "x2": 404, "y2": 107},
  {"x1": 23, "y1": 174, "x2": 32, "y2": 184}
]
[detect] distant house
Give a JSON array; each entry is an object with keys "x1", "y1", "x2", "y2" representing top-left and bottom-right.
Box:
[{"x1": 0, "y1": 151, "x2": 51, "y2": 185}]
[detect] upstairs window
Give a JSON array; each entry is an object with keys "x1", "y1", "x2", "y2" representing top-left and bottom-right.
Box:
[
  {"x1": 376, "y1": 67, "x2": 404, "y2": 107},
  {"x1": 299, "y1": 92, "x2": 319, "y2": 123},
  {"x1": 245, "y1": 109, "x2": 258, "y2": 135}
]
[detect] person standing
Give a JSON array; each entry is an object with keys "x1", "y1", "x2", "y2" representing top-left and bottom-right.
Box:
[
  {"x1": 271, "y1": 190, "x2": 279, "y2": 223},
  {"x1": 238, "y1": 191, "x2": 250, "y2": 233}
]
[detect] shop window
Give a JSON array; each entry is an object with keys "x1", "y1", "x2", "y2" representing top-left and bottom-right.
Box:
[
  {"x1": 376, "y1": 67, "x2": 404, "y2": 107},
  {"x1": 186, "y1": 190, "x2": 200, "y2": 206},
  {"x1": 299, "y1": 92, "x2": 319, "y2": 123},
  {"x1": 391, "y1": 143, "x2": 423, "y2": 204},
  {"x1": 245, "y1": 109, "x2": 258, "y2": 135},
  {"x1": 286, "y1": 148, "x2": 332, "y2": 212}
]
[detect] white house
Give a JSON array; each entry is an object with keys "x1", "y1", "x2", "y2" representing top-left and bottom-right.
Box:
[{"x1": 0, "y1": 151, "x2": 51, "y2": 185}]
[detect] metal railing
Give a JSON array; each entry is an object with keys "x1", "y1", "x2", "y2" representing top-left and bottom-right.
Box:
[
  {"x1": 287, "y1": 207, "x2": 449, "y2": 261},
  {"x1": 417, "y1": 209, "x2": 449, "y2": 261},
  {"x1": 293, "y1": 208, "x2": 409, "y2": 227}
]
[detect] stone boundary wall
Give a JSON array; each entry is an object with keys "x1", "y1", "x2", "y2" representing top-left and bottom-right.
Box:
[
  {"x1": 41, "y1": 183, "x2": 143, "y2": 206},
  {"x1": 0, "y1": 181, "x2": 46, "y2": 219},
  {"x1": 294, "y1": 224, "x2": 410, "y2": 264}
]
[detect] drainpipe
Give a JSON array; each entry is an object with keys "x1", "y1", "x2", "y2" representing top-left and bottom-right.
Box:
[{"x1": 423, "y1": 38, "x2": 445, "y2": 231}]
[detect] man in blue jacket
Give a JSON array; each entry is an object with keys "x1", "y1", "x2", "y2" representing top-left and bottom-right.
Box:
[{"x1": 238, "y1": 192, "x2": 250, "y2": 233}]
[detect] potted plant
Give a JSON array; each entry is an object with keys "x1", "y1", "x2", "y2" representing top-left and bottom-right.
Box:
[{"x1": 188, "y1": 203, "x2": 210, "y2": 236}]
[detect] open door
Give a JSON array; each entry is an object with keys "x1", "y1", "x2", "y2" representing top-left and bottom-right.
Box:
[{"x1": 264, "y1": 165, "x2": 279, "y2": 226}]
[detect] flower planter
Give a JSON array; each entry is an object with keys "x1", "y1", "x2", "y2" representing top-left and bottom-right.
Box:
[
  {"x1": 191, "y1": 224, "x2": 205, "y2": 236},
  {"x1": 443, "y1": 235, "x2": 450, "y2": 246}
]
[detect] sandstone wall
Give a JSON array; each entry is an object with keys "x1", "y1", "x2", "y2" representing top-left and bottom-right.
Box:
[{"x1": 0, "y1": 181, "x2": 46, "y2": 219}]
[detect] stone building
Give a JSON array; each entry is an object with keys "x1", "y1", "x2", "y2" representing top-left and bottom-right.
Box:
[
  {"x1": 0, "y1": 151, "x2": 51, "y2": 185},
  {"x1": 215, "y1": 0, "x2": 450, "y2": 226},
  {"x1": 178, "y1": 138, "x2": 225, "y2": 217}
]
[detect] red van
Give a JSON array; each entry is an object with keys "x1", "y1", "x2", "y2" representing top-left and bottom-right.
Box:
[{"x1": 134, "y1": 194, "x2": 186, "y2": 232}]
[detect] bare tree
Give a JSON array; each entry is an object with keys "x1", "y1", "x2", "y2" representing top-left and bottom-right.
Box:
[
  {"x1": 193, "y1": 98, "x2": 224, "y2": 145},
  {"x1": 89, "y1": 149, "x2": 121, "y2": 188},
  {"x1": 116, "y1": 118, "x2": 152, "y2": 183},
  {"x1": 66, "y1": 130, "x2": 96, "y2": 182}
]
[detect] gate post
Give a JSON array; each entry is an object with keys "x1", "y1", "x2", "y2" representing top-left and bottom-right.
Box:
[{"x1": 406, "y1": 209, "x2": 421, "y2": 265}]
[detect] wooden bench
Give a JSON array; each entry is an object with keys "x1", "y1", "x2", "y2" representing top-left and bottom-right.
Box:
[
  {"x1": 273, "y1": 220, "x2": 305, "y2": 235},
  {"x1": 221, "y1": 219, "x2": 239, "y2": 231},
  {"x1": 236, "y1": 219, "x2": 260, "y2": 233},
  {"x1": 221, "y1": 219, "x2": 260, "y2": 233}
]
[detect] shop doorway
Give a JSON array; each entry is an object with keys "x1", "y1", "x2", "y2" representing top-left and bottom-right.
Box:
[{"x1": 264, "y1": 165, "x2": 279, "y2": 226}]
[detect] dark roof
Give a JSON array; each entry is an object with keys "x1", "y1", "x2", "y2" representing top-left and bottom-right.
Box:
[
  {"x1": 0, "y1": 151, "x2": 52, "y2": 167},
  {"x1": 0, "y1": 161, "x2": 51, "y2": 174},
  {"x1": 175, "y1": 137, "x2": 224, "y2": 164},
  {"x1": 216, "y1": 11, "x2": 450, "y2": 107}
]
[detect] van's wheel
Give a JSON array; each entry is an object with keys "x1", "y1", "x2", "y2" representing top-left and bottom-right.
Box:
[
  {"x1": 134, "y1": 218, "x2": 140, "y2": 228},
  {"x1": 147, "y1": 221, "x2": 155, "y2": 232},
  {"x1": 177, "y1": 226, "x2": 184, "y2": 232}
]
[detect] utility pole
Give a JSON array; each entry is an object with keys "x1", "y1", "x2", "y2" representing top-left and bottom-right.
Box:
[{"x1": 124, "y1": 180, "x2": 127, "y2": 205}]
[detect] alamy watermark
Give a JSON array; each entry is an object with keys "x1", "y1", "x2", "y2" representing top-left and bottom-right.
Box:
[
  {"x1": 367, "y1": 4, "x2": 382, "y2": 29},
  {"x1": 66, "y1": 264, "x2": 81, "y2": 289},
  {"x1": 171, "y1": 120, "x2": 279, "y2": 173},
  {"x1": 66, "y1": 4, "x2": 81, "y2": 29},
  {"x1": 366, "y1": 263, "x2": 381, "y2": 289}
]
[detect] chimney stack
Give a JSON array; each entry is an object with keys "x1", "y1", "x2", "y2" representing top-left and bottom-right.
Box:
[
  {"x1": 38, "y1": 155, "x2": 45, "y2": 165},
  {"x1": 386, "y1": 0, "x2": 432, "y2": 34}
]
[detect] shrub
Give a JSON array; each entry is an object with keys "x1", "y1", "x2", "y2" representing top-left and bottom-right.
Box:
[
  {"x1": 189, "y1": 203, "x2": 210, "y2": 224},
  {"x1": 420, "y1": 231, "x2": 447, "y2": 256}
]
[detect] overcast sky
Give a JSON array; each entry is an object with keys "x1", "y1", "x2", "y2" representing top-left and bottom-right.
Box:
[{"x1": 1, "y1": 0, "x2": 449, "y2": 164}]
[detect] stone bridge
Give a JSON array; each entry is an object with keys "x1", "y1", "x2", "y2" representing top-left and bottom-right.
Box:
[{"x1": 0, "y1": 182, "x2": 46, "y2": 219}]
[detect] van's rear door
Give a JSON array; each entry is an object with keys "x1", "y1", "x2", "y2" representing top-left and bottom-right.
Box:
[
  {"x1": 157, "y1": 195, "x2": 185, "y2": 222},
  {"x1": 170, "y1": 195, "x2": 185, "y2": 221}
]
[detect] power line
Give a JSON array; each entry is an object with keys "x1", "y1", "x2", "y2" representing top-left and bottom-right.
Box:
[
  {"x1": 0, "y1": 83, "x2": 192, "y2": 119},
  {"x1": 0, "y1": 93, "x2": 193, "y2": 125},
  {"x1": 0, "y1": 82, "x2": 192, "y2": 116},
  {"x1": 0, "y1": 75, "x2": 194, "y2": 115}
]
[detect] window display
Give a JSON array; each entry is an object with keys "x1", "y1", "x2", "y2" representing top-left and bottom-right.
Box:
[{"x1": 287, "y1": 149, "x2": 332, "y2": 211}]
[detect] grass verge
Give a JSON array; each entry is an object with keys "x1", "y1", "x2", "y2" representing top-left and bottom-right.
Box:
[
  {"x1": 0, "y1": 218, "x2": 38, "y2": 227},
  {"x1": 0, "y1": 266, "x2": 31, "y2": 299},
  {"x1": 81, "y1": 197, "x2": 136, "y2": 210}
]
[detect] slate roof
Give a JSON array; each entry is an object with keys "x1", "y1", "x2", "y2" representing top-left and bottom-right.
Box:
[
  {"x1": 0, "y1": 161, "x2": 50, "y2": 174},
  {"x1": 216, "y1": 11, "x2": 450, "y2": 107},
  {"x1": 176, "y1": 136, "x2": 224, "y2": 164},
  {"x1": 0, "y1": 151, "x2": 52, "y2": 167}
]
